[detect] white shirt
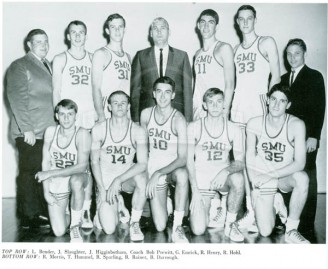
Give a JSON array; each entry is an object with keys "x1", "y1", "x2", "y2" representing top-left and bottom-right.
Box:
[
  {"x1": 154, "y1": 45, "x2": 169, "y2": 76},
  {"x1": 290, "y1": 64, "x2": 304, "y2": 84}
]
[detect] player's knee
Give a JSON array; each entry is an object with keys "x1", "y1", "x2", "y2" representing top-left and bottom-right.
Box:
[
  {"x1": 293, "y1": 171, "x2": 309, "y2": 191},
  {"x1": 175, "y1": 168, "x2": 188, "y2": 186},
  {"x1": 134, "y1": 173, "x2": 147, "y2": 190},
  {"x1": 70, "y1": 174, "x2": 84, "y2": 192},
  {"x1": 230, "y1": 172, "x2": 244, "y2": 192},
  {"x1": 258, "y1": 226, "x2": 273, "y2": 237},
  {"x1": 191, "y1": 222, "x2": 206, "y2": 236},
  {"x1": 52, "y1": 225, "x2": 67, "y2": 237},
  {"x1": 153, "y1": 218, "x2": 167, "y2": 232},
  {"x1": 103, "y1": 224, "x2": 116, "y2": 235}
]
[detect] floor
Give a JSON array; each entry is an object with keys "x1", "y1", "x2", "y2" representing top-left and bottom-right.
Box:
[{"x1": 1, "y1": 194, "x2": 326, "y2": 243}]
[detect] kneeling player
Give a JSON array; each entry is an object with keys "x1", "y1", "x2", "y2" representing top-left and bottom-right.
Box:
[
  {"x1": 187, "y1": 88, "x2": 245, "y2": 242},
  {"x1": 91, "y1": 91, "x2": 148, "y2": 241},
  {"x1": 35, "y1": 99, "x2": 91, "y2": 242},
  {"x1": 246, "y1": 84, "x2": 310, "y2": 243}
]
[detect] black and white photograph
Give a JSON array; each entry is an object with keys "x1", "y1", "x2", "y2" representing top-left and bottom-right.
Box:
[{"x1": 1, "y1": 0, "x2": 327, "y2": 268}]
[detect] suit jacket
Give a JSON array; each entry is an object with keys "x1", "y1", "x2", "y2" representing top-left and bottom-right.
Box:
[
  {"x1": 281, "y1": 65, "x2": 325, "y2": 141},
  {"x1": 6, "y1": 51, "x2": 55, "y2": 140},
  {"x1": 130, "y1": 46, "x2": 193, "y2": 122}
]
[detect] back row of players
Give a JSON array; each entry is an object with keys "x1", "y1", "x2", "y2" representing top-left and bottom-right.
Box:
[{"x1": 34, "y1": 5, "x2": 315, "y2": 243}]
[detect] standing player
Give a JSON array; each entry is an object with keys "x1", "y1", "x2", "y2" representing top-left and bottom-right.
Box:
[
  {"x1": 92, "y1": 13, "x2": 131, "y2": 121},
  {"x1": 52, "y1": 21, "x2": 95, "y2": 229},
  {"x1": 187, "y1": 88, "x2": 245, "y2": 242},
  {"x1": 35, "y1": 99, "x2": 91, "y2": 242},
  {"x1": 231, "y1": 5, "x2": 281, "y2": 231},
  {"x1": 193, "y1": 9, "x2": 235, "y2": 120},
  {"x1": 140, "y1": 76, "x2": 189, "y2": 243},
  {"x1": 246, "y1": 84, "x2": 310, "y2": 243},
  {"x1": 91, "y1": 91, "x2": 148, "y2": 241}
]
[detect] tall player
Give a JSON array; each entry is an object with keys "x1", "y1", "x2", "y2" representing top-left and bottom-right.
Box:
[
  {"x1": 187, "y1": 88, "x2": 245, "y2": 242},
  {"x1": 52, "y1": 20, "x2": 95, "y2": 229},
  {"x1": 35, "y1": 99, "x2": 91, "y2": 242},
  {"x1": 193, "y1": 9, "x2": 235, "y2": 120},
  {"x1": 91, "y1": 91, "x2": 148, "y2": 241},
  {"x1": 140, "y1": 76, "x2": 189, "y2": 243},
  {"x1": 246, "y1": 84, "x2": 310, "y2": 243},
  {"x1": 92, "y1": 13, "x2": 131, "y2": 122},
  {"x1": 231, "y1": 5, "x2": 281, "y2": 231}
]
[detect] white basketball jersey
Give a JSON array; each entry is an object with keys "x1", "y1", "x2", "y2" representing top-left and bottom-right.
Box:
[
  {"x1": 147, "y1": 107, "x2": 178, "y2": 177},
  {"x1": 61, "y1": 51, "x2": 96, "y2": 129},
  {"x1": 195, "y1": 117, "x2": 232, "y2": 190},
  {"x1": 101, "y1": 47, "x2": 131, "y2": 118},
  {"x1": 231, "y1": 37, "x2": 271, "y2": 124},
  {"x1": 255, "y1": 114, "x2": 294, "y2": 173},
  {"x1": 193, "y1": 41, "x2": 225, "y2": 120},
  {"x1": 49, "y1": 126, "x2": 79, "y2": 194},
  {"x1": 100, "y1": 120, "x2": 136, "y2": 189}
]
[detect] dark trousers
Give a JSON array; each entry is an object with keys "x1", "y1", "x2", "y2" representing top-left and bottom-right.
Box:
[{"x1": 16, "y1": 137, "x2": 47, "y2": 219}]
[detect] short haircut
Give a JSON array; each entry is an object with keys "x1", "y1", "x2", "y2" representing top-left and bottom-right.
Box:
[
  {"x1": 105, "y1": 13, "x2": 126, "y2": 28},
  {"x1": 153, "y1": 76, "x2": 175, "y2": 92},
  {"x1": 108, "y1": 90, "x2": 130, "y2": 104},
  {"x1": 67, "y1": 20, "x2": 87, "y2": 34},
  {"x1": 267, "y1": 84, "x2": 291, "y2": 102},
  {"x1": 151, "y1": 17, "x2": 169, "y2": 30},
  {"x1": 26, "y1": 29, "x2": 47, "y2": 43},
  {"x1": 203, "y1": 88, "x2": 224, "y2": 102},
  {"x1": 286, "y1": 38, "x2": 307, "y2": 52},
  {"x1": 198, "y1": 9, "x2": 219, "y2": 25},
  {"x1": 237, "y1": 5, "x2": 257, "y2": 18},
  {"x1": 55, "y1": 99, "x2": 78, "y2": 114}
]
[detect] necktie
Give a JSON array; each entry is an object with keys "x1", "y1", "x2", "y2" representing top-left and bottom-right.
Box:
[
  {"x1": 159, "y1": 48, "x2": 163, "y2": 77},
  {"x1": 42, "y1": 59, "x2": 52, "y2": 75},
  {"x1": 290, "y1": 70, "x2": 295, "y2": 86}
]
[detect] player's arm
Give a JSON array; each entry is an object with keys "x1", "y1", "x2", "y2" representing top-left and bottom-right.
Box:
[
  {"x1": 6, "y1": 61, "x2": 36, "y2": 146},
  {"x1": 52, "y1": 53, "x2": 66, "y2": 108},
  {"x1": 210, "y1": 122, "x2": 245, "y2": 190},
  {"x1": 36, "y1": 129, "x2": 91, "y2": 182},
  {"x1": 130, "y1": 52, "x2": 142, "y2": 123},
  {"x1": 262, "y1": 37, "x2": 281, "y2": 89},
  {"x1": 182, "y1": 52, "x2": 193, "y2": 122},
  {"x1": 107, "y1": 125, "x2": 148, "y2": 204},
  {"x1": 267, "y1": 118, "x2": 307, "y2": 179},
  {"x1": 216, "y1": 43, "x2": 235, "y2": 115},
  {"x1": 90, "y1": 122, "x2": 107, "y2": 197},
  {"x1": 139, "y1": 107, "x2": 152, "y2": 129},
  {"x1": 187, "y1": 122, "x2": 205, "y2": 212},
  {"x1": 92, "y1": 49, "x2": 107, "y2": 123}
]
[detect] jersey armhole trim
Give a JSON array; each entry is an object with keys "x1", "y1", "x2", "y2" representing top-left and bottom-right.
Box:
[
  {"x1": 170, "y1": 110, "x2": 178, "y2": 136},
  {"x1": 257, "y1": 36, "x2": 270, "y2": 63},
  {"x1": 103, "y1": 48, "x2": 112, "y2": 71},
  {"x1": 286, "y1": 114, "x2": 295, "y2": 148},
  {"x1": 100, "y1": 120, "x2": 108, "y2": 148},
  {"x1": 130, "y1": 121, "x2": 137, "y2": 150},
  {"x1": 213, "y1": 41, "x2": 224, "y2": 68}
]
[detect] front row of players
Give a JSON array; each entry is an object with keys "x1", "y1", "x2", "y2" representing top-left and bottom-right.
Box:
[{"x1": 36, "y1": 77, "x2": 310, "y2": 244}]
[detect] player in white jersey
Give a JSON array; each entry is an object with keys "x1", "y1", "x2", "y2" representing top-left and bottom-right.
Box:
[
  {"x1": 230, "y1": 5, "x2": 281, "y2": 232},
  {"x1": 187, "y1": 88, "x2": 245, "y2": 242},
  {"x1": 193, "y1": 9, "x2": 234, "y2": 120},
  {"x1": 246, "y1": 84, "x2": 310, "y2": 243},
  {"x1": 92, "y1": 13, "x2": 131, "y2": 121},
  {"x1": 52, "y1": 21, "x2": 95, "y2": 230},
  {"x1": 35, "y1": 99, "x2": 91, "y2": 242},
  {"x1": 140, "y1": 76, "x2": 189, "y2": 243},
  {"x1": 91, "y1": 91, "x2": 148, "y2": 241}
]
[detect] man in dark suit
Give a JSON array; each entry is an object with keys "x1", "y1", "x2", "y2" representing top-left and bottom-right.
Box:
[
  {"x1": 6, "y1": 29, "x2": 55, "y2": 229},
  {"x1": 130, "y1": 17, "x2": 193, "y2": 123},
  {"x1": 281, "y1": 38, "x2": 326, "y2": 239}
]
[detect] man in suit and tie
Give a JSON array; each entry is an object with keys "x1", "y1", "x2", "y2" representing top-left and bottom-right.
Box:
[
  {"x1": 6, "y1": 29, "x2": 55, "y2": 229},
  {"x1": 130, "y1": 17, "x2": 193, "y2": 123},
  {"x1": 281, "y1": 38, "x2": 326, "y2": 240}
]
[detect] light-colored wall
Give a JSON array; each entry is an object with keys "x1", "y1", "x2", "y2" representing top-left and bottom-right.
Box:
[{"x1": 2, "y1": 2, "x2": 327, "y2": 197}]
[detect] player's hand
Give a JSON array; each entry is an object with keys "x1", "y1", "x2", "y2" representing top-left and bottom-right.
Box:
[
  {"x1": 306, "y1": 137, "x2": 317, "y2": 153},
  {"x1": 146, "y1": 172, "x2": 161, "y2": 199},
  {"x1": 106, "y1": 179, "x2": 121, "y2": 205},
  {"x1": 252, "y1": 173, "x2": 275, "y2": 188},
  {"x1": 190, "y1": 188, "x2": 205, "y2": 214},
  {"x1": 24, "y1": 131, "x2": 36, "y2": 146},
  {"x1": 35, "y1": 171, "x2": 53, "y2": 183},
  {"x1": 210, "y1": 169, "x2": 229, "y2": 191},
  {"x1": 44, "y1": 191, "x2": 58, "y2": 206}
]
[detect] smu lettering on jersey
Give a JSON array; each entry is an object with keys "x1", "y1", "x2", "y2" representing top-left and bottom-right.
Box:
[
  {"x1": 195, "y1": 117, "x2": 232, "y2": 190},
  {"x1": 147, "y1": 107, "x2": 178, "y2": 176},
  {"x1": 100, "y1": 119, "x2": 136, "y2": 189},
  {"x1": 49, "y1": 126, "x2": 79, "y2": 193},
  {"x1": 101, "y1": 47, "x2": 131, "y2": 118},
  {"x1": 193, "y1": 41, "x2": 225, "y2": 120},
  {"x1": 255, "y1": 114, "x2": 294, "y2": 173}
]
